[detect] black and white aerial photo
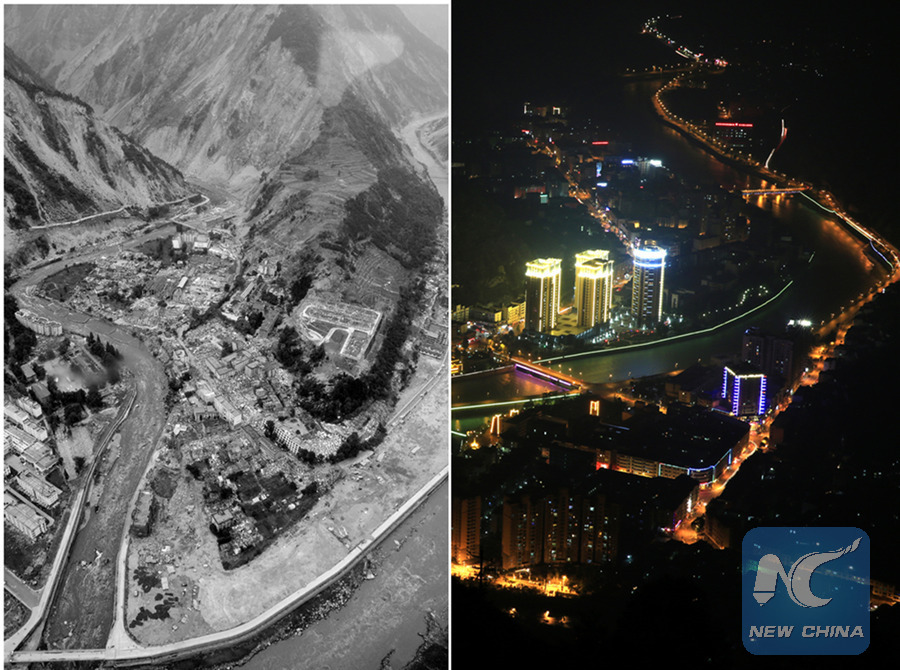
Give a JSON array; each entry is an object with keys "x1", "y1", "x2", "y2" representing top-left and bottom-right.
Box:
[{"x1": 4, "y1": 5, "x2": 449, "y2": 668}]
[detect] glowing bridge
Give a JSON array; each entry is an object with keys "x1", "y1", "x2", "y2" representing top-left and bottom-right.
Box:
[
  {"x1": 741, "y1": 187, "x2": 811, "y2": 196},
  {"x1": 511, "y1": 356, "x2": 583, "y2": 391}
]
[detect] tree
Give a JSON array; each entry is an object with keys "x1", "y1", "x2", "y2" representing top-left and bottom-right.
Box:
[
  {"x1": 63, "y1": 403, "x2": 83, "y2": 426},
  {"x1": 289, "y1": 274, "x2": 313, "y2": 306},
  {"x1": 106, "y1": 362, "x2": 121, "y2": 385},
  {"x1": 87, "y1": 333, "x2": 105, "y2": 358},
  {"x1": 86, "y1": 384, "x2": 103, "y2": 410}
]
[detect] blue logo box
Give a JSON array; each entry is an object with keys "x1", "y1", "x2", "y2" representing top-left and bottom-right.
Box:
[{"x1": 742, "y1": 527, "x2": 870, "y2": 655}]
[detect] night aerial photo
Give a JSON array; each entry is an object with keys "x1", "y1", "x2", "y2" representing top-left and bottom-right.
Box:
[
  {"x1": 450, "y1": 1, "x2": 899, "y2": 667},
  {"x1": 4, "y1": 5, "x2": 448, "y2": 669}
]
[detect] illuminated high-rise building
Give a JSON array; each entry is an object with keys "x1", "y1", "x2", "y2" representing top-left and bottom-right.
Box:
[
  {"x1": 525, "y1": 258, "x2": 562, "y2": 333},
  {"x1": 452, "y1": 496, "x2": 482, "y2": 566},
  {"x1": 631, "y1": 245, "x2": 666, "y2": 327},
  {"x1": 574, "y1": 250, "x2": 614, "y2": 327},
  {"x1": 722, "y1": 363, "x2": 768, "y2": 417}
]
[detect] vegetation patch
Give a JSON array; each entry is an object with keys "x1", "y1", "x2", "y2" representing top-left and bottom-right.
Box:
[
  {"x1": 129, "y1": 593, "x2": 179, "y2": 628},
  {"x1": 247, "y1": 178, "x2": 284, "y2": 221},
  {"x1": 133, "y1": 565, "x2": 163, "y2": 593},
  {"x1": 4, "y1": 590, "x2": 29, "y2": 638},
  {"x1": 84, "y1": 119, "x2": 115, "y2": 188},
  {"x1": 150, "y1": 468, "x2": 179, "y2": 500},
  {"x1": 10, "y1": 135, "x2": 95, "y2": 215},
  {"x1": 38, "y1": 262, "x2": 96, "y2": 302},
  {"x1": 4, "y1": 157, "x2": 40, "y2": 228},
  {"x1": 342, "y1": 166, "x2": 442, "y2": 269},
  {"x1": 37, "y1": 101, "x2": 78, "y2": 168}
]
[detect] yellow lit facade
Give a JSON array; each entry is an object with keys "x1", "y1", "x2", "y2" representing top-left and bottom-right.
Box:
[
  {"x1": 574, "y1": 250, "x2": 614, "y2": 327},
  {"x1": 525, "y1": 258, "x2": 562, "y2": 333}
]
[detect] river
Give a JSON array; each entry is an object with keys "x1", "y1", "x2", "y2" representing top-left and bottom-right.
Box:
[
  {"x1": 11, "y1": 242, "x2": 171, "y2": 650},
  {"x1": 452, "y1": 76, "x2": 889, "y2": 432},
  {"x1": 240, "y1": 480, "x2": 447, "y2": 670}
]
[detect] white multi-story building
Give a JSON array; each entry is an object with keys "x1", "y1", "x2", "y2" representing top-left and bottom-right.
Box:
[
  {"x1": 15, "y1": 466, "x2": 62, "y2": 508},
  {"x1": 16, "y1": 396, "x2": 43, "y2": 419},
  {"x1": 273, "y1": 417, "x2": 310, "y2": 456},
  {"x1": 5, "y1": 492, "x2": 52, "y2": 540},
  {"x1": 5, "y1": 402, "x2": 49, "y2": 441}
]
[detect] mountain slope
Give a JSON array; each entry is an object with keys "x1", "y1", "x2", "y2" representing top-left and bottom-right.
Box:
[
  {"x1": 5, "y1": 5, "x2": 448, "y2": 193},
  {"x1": 4, "y1": 46, "x2": 188, "y2": 228}
]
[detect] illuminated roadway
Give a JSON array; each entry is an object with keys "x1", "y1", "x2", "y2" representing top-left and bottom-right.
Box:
[
  {"x1": 741, "y1": 187, "x2": 811, "y2": 196},
  {"x1": 650, "y1": 68, "x2": 900, "y2": 544}
]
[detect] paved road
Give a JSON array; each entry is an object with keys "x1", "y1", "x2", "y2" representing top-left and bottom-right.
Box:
[{"x1": 4, "y1": 569, "x2": 40, "y2": 610}]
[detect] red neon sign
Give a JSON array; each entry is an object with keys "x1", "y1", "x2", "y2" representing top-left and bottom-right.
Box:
[
  {"x1": 715, "y1": 122, "x2": 753, "y2": 128},
  {"x1": 591, "y1": 141, "x2": 609, "y2": 145}
]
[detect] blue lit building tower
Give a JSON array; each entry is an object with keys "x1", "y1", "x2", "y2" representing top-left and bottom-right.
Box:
[
  {"x1": 631, "y1": 245, "x2": 666, "y2": 327},
  {"x1": 722, "y1": 363, "x2": 768, "y2": 417}
]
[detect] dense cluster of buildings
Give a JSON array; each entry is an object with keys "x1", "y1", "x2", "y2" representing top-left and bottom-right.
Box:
[
  {"x1": 176, "y1": 425, "x2": 313, "y2": 567},
  {"x1": 57, "y1": 241, "x2": 233, "y2": 334},
  {"x1": 498, "y1": 469, "x2": 698, "y2": 571},
  {"x1": 452, "y1": 394, "x2": 752, "y2": 576},
  {"x1": 452, "y1": 99, "x2": 803, "y2": 358},
  {"x1": 170, "y1": 318, "x2": 356, "y2": 462},
  {"x1": 4, "y1": 397, "x2": 62, "y2": 540},
  {"x1": 503, "y1": 397, "x2": 749, "y2": 485}
]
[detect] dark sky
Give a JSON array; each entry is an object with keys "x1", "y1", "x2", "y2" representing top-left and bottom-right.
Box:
[
  {"x1": 453, "y1": 4, "x2": 650, "y2": 128},
  {"x1": 452, "y1": 1, "x2": 891, "y2": 117}
]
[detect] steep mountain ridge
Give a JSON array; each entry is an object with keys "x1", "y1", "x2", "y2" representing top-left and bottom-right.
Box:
[
  {"x1": 5, "y1": 5, "x2": 448, "y2": 194},
  {"x1": 245, "y1": 86, "x2": 442, "y2": 266},
  {"x1": 4, "y1": 46, "x2": 188, "y2": 228}
]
